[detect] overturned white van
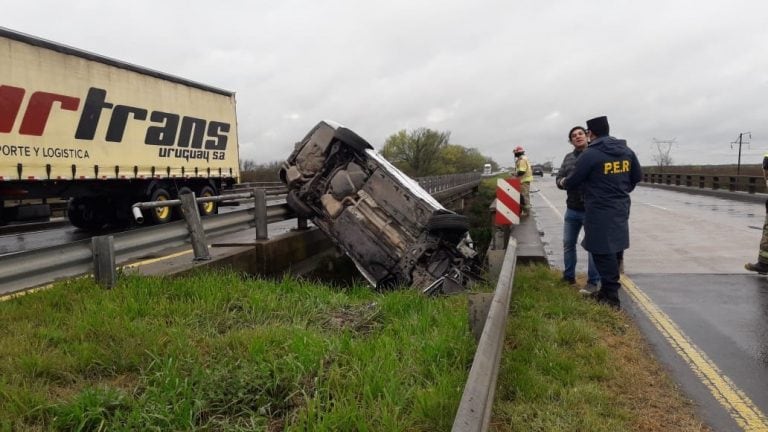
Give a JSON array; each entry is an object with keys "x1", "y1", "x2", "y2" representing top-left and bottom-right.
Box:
[{"x1": 279, "y1": 121, "x2": 481, "y2": 295}]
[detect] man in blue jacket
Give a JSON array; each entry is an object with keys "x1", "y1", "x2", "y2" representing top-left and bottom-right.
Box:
[{"x1": 557, "y1": 116, "x2": 642, "y2": 308}]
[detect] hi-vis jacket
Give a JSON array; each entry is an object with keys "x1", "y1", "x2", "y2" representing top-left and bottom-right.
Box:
[
  {"x1": 515, "y1": 155, "x2": 533, "y2": 183},
  {"x1": 561, "y1": 136, "x2": 642, "y2": 254}
]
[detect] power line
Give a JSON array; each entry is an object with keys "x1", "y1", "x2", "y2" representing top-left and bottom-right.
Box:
[
  {"x1": 651, "y1": 138, "x2": 676, "y2": 172},
  {"x1": 730, "y1": 132, "x2": 752, "y2": 175}
]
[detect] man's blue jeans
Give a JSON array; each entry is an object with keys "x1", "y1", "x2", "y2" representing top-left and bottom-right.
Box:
[{"x1": 563, "y1": 208, "x2": 600, "y2": 285}]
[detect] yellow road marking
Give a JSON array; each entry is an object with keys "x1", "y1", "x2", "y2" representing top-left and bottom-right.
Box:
[
  {"x1": 622, "y1": 275, "x2": 768, "y2": 431},
  {"x1": 121, "y1": 249, "x2": 194, "y2": 269}
]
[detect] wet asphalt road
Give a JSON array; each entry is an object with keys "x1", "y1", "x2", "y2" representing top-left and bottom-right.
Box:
[{"x1": 532, "y1": 177, "x2": 768, "y2": 432}]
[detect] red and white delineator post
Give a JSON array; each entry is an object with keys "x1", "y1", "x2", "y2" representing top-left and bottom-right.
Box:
[{"x1": 495, "y1": 177, "x2": 521, "y2": 225}]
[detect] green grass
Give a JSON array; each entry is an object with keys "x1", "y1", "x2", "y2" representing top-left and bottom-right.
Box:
[
  {"x1": 0, "y1": 271, "x2": 476, "y2": 431},
  {"x1": 493, "y1": 265, "x2": 633, "y2": 431},
  {"x1": 0, "y1": 265, "x2": 706, "y2": 431}
]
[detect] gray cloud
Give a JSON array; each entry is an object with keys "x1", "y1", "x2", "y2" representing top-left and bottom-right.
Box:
[{"x1": 4, "y1": 0, "x2": 767, "y2": 169}]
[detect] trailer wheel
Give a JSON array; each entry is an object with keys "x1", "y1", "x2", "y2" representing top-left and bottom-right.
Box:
[
  {"x1": 197, "y1": 185, "x2": 217, "y2": 216},
  {"x1": 149, "y1": 188, "x2": 172, "y2": 224},
  {"x1": 67, "y1": 198, "x2": 106, "y2": 231}
]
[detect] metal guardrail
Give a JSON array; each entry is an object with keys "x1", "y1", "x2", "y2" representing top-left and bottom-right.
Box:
[
  {"x1": 643, "y1": 172, "x2": 767, "y2": 194},
  {"x1": 418, "y1": 172, "x2": 481, "y2": 194},
  {"x1": 0, "y1": 172, "x2": 480, "y2": 295},
  {"x1": 0, "y1": 203, "x2": 293, "y2": 295},
  {"x1": 453, "y1": 238, "x2": 517, "y2": 431}
]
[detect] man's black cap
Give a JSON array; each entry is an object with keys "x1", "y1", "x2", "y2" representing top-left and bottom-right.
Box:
[{"x1": 586, "y1": 116, "x2": 610, "y2": 137}]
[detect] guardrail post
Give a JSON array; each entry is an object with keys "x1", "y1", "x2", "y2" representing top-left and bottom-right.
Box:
[
  {"x1": 489, "y1": 202, "x2": 508, "y2": 250},
  {"x1": 252, "y1": 188, "x2": 268, "y2": 240},
  {"x1": 179, "y1": 192, "x2": 211, "y2": 261},
  {"x1": 92, "y1": 235, "x2": 115, "y2": 288},
  {"x1": 748, "y1": 177, "x2": 757, "y2": 194}
]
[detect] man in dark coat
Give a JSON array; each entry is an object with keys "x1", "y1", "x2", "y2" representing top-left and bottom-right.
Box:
[
  {"x1": 557, "y1": 126, "x2": 601, "y2": 292},
  {"x1": 557, "y1": 116, "x2": 642, "y2": 308}
]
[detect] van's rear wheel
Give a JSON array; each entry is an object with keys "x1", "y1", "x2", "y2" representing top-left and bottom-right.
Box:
[
  {"x1": 334, "y1": 127, "x2": 373, "y2": 153},
  {"x1": 427, "y1": 213, "x2": 469, "y2": 244},
  {"x1": 286, "y1": 190, "x2": 313, "y2": 218}
]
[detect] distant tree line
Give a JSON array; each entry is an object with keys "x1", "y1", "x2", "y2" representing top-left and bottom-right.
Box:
[
  {"x1": 380, "y1": 128, "x2": 499, "y2": 177},
  {"x1": 238, "y1": 127, "x2": 499, "y2": 182},
  {"x1": 239, "y1": 160, "x2": 281, "y2": 183}
]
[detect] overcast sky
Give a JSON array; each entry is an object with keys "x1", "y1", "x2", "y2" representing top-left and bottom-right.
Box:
[{"x1": 4, "y1": 0, "x2": 767, "y2": 169}]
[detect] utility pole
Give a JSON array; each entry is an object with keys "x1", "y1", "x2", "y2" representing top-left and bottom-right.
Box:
[{"x1": 730, "y1": 132, "x2": 751, "y2": 175}]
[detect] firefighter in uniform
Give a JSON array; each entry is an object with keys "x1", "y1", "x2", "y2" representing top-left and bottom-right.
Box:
[
  {"x1": 514, "y1": 146, "x2": 533, "y2": 216},
  {"x1": 558, "y1": 116, "x2": 642, "y2": 309},
  {"x1": 745, "y1": 153, "x2": 768, "y2": 274}
]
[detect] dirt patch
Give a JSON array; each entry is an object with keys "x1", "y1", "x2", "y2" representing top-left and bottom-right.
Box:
[
  {"x1": 600, "y1": 317, "x2": 711, "y2": 432},
  {"x1": 320, "y1": 302, "x2": 381, "y2": 335}
]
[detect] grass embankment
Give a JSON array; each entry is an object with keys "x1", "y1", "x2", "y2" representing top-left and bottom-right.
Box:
[
  {"x1": 0, "y1": 272, "x2": 475, "y2": 431},
  {"x1": 0, "y1": 268, "x2": 708, "y2": 431},
  {"x1": 494, "y1": 266, "x2": 709, "y2": 432}
]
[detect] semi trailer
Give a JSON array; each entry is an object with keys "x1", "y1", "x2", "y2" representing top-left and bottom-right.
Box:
[{"x1": 0, "y1": 27, "x2": 240, "y2": 229}]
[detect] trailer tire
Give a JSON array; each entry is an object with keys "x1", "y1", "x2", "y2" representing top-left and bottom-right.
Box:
[
  {"x1": 197, "y1": 185, "x2": 217, "y2": 216},
  {"x1": 67, "y1": 198, "x2": 106, "y2": 231},
  {"x1": 149, "y1": 188, "x2": 173, "y2": 224}
]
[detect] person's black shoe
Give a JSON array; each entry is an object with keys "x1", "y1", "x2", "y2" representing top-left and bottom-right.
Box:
[
  {"x1": 588, "y1": 291, "x2": 621, "y2": 310},
  {"x1": 745, "y1": 262, "x2": 768, "y2": 275},
  {"x1": 561, "y1": 276, "x2": 576, "y2": 286}
]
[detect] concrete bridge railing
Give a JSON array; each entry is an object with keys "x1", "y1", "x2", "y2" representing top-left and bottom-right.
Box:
[{"x1": 643, "y1": 172, "x2": 767, "y2": 194}]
